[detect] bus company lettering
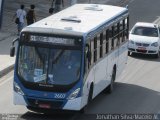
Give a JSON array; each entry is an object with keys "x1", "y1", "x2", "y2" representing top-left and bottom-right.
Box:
[{"x1": 39, "y1": 84, "x2": 53, "y2": 88}]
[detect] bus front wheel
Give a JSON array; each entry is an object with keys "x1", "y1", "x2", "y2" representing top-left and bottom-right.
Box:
[
  {"x1": 154, "y1": 52, "x2": 160, "y2": 58},
  {"x1": 80, "y1": 84, "x2": 93, "y2": 113}
]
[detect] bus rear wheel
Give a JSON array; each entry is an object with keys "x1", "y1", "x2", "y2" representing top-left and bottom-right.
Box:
[
  {"x1": 104, "y1": 68, "x2": 116, "y2": 94},
  {"x1": 154, "y1": 52, "x2": 159, "y2": 58}
]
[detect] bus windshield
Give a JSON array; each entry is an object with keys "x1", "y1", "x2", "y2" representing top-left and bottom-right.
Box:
[{"x1": 18, "y1": 45, "x2": 81, "y2": 86}]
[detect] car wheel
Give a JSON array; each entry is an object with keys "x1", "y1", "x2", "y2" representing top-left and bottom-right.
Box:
[
  {"x1": 128, "y1": 51, "x2": 130, "y2": 56},
  {"x1": 154, "y1": 52, "x2": 159, "y2": 58}
]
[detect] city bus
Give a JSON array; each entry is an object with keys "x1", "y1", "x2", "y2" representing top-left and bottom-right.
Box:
[{"x1": 10, "y1": 4, "x2": 129, "y2": 112}]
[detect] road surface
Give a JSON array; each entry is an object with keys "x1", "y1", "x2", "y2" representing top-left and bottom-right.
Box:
[{"x1": 1, "y1": 0, "x2": 160, "y2": 120}]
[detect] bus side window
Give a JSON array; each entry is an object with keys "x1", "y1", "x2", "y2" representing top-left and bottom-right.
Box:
[
  {"x1": 122, "y1": 19, "x2": 125, "y2": 42},
  {"x1": 108, "y1": 27, "x2": 112, "y2": 51},
  {"x1": 100, "y1": 33, "x2": 103, "y2": 58},
  {"x1": 85, "y1": 43, "x2": 91, "y2": 71},
  {"x1": 94, "y1": 37, "x2": 97, "y2": 62},
  {"x1": 119, "y1": 20, "x2": 123, "y2": 45},
  {"x1": 117, "y1": 22, "x2": 120, "y2": 46},
  {"x1": 114, "y1": 23, "x2": 118, "y2": 47},
  {"x1": 90, "y1": 40, "x2": 94, "y2": 65},
  {"x1": 123, "y1": 17, "x2": 129, "y2": 42},
  {"x1": 111, "y1": 26, "x2": 114, "y2": 49},
  {"x1": 103, "y1": 31, "x2": 106, "y2": 55},
  {"x1": 126, "y1": 16, "x2": 129, "y2": 39},
  {"x1": 97, "y1": 34, "x2": 100, "y2": 60},
  {"x1": 106, "y1": 29, "x2": 109, "y2": 53}
]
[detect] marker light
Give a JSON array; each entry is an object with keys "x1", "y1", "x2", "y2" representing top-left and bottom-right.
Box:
[{"x1": 14, "y1": 82, "x2": 24, "y2": 95}]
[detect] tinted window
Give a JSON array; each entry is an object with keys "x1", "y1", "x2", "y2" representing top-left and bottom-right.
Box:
[
  {"x1": 18, "y1": 45, "x2": 81, "y2": 85},
  {"x1": 132, "y1": 26, "x2": 158, "y2": 37}
]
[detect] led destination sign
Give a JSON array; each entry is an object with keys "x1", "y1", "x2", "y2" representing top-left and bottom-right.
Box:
[
  {"x1": 22, "y1": 34, "x2": 82, "y2": 46},
  {"x1": 30, "y1": 35, "x2": 75, "y2": 45}
]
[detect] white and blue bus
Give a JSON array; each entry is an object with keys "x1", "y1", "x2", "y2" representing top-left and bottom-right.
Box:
[{"x1": 10, "y1": 4, "x2": 129, "y2": 112}]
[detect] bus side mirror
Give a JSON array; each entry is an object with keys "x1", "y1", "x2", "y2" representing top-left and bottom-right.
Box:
[
  {"x1": 10, "y1": 38, "x2": 19, "y2": 57},
  {"x1": 10, "y1": 46, "x2": 15, "y2": 57}
]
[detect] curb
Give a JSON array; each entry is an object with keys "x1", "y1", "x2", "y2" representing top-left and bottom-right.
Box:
[{"x1": 0, "y1": 64, "x2": 14, "y2": 78}]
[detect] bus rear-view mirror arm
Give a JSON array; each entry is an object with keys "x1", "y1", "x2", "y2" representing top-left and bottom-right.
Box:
[
  {"x1": 10, "y1": 38, "x2": 19, "y2": 57},
  {"x1": 87, "y1": 51, "x2": 91, "y2": 63}
]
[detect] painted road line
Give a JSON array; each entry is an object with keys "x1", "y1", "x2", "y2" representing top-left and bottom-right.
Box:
[
  {"x1": 0, "y1": 70, "x2": 13, "y2": 85},
  {"x1": 153, "y1": 16, "x2": 160, "y2": 24},
  {"x1": 0, "y1": 76, "x2": 13, "y2": 86},
  {"x1": 118, "y1": 0, "x2": 134, "y2": 7}
]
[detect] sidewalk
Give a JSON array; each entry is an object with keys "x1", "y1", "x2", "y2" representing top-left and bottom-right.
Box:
[
  {"x1": 0, "y1": 33, "x2": 16, "y2": 77},
  {"x1": 0, "y1": 0, "x2": 126, "y2": 78},
  {"x1": 0, "y1": 0, "x2": 51, "y2": 77}
]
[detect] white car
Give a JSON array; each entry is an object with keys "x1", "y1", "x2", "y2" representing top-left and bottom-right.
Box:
[{"x1": 128, "y1": 22, "x2": 160, "y2": 58}]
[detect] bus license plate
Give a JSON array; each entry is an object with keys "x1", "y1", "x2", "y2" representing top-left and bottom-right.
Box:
[{"x1": 38, "y1": 104, "x2": 51, "y2": 109}]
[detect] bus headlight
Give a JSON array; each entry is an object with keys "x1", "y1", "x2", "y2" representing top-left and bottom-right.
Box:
[
  {"x1": 151, "y1": 42, "x2": 158, "y2": 47},
  {"x1": 14, "y1": 82, "x2": 24, "y2": 96},
  {"x1": 68, "y1": 88, "x2": 80, "y2": 100}
]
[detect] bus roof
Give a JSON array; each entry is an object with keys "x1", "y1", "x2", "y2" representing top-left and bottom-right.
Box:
[{"x1": 23, "y1": 4, "x2": 128, "y2": 37}]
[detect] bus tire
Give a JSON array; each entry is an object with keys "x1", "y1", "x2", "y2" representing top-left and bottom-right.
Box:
[
  {"x1": 109, "y1": 68, "x2": 116, "y2": 93},
  {"x1": 104, "y1": 68, "x2": 116, "y2": 94},
  {"x1": 27, "y1": 106, "x2": 44, "y2": 113},
  {"x1": 88, "y1": 84, "x2": 93, "y2": 103},
  {"x1": 80, "y1": 84, "x2": 93, "y2": 113}
]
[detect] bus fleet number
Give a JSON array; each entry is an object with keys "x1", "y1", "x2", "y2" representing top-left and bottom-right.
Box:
[{"x1": 54, "y1": 93, "x2": 66, "y2": 99}]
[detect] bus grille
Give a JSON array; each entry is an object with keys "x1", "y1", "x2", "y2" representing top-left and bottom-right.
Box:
[{"x1": 27, "y1": 98, "x2": 63, "y2": 109}]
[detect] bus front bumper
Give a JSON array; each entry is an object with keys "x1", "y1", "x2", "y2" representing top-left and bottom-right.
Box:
[{"x1": 14, "y1": 91, "x2": 82, "y2": 111}]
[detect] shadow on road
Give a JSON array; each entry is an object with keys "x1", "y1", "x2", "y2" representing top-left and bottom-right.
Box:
[
  {"x1": 85, "y1": 82, "x2": 160, "y2": 114},
  {"x1": 21, "y1": 111, "x2": 77, "y2": 120},
  {"x1": 129, "y1": 53, "x2": 160, "y2": 62},
  {"x1": 19, "y1": 82, "x2": 160, "y2": 120}
]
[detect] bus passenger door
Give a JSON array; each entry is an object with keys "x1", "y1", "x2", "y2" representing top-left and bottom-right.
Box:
[{"x1": 81, "y1": 43, "x2": 95, "y2": 108}]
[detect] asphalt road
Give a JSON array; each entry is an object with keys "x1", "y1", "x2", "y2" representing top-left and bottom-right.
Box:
[{"x1": 1, "y1": 0, "x2": 160, "y2": 120}]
